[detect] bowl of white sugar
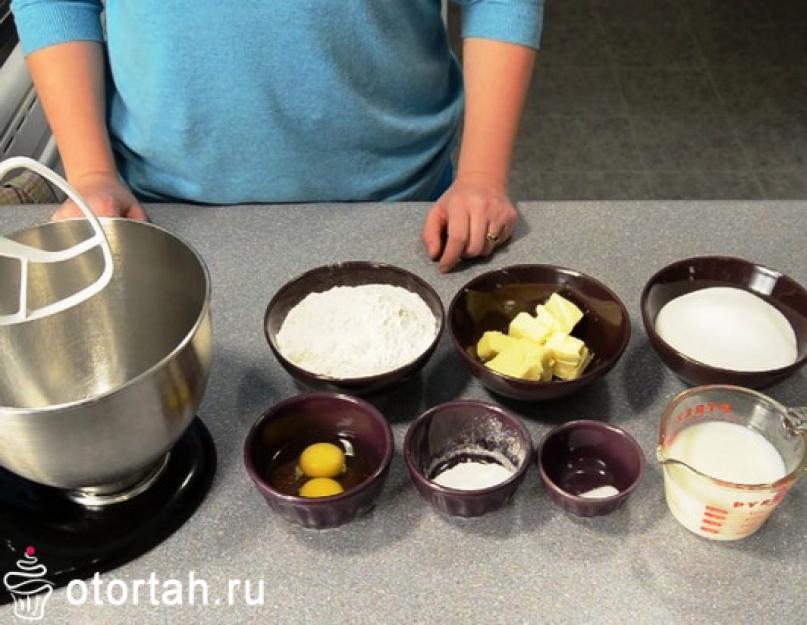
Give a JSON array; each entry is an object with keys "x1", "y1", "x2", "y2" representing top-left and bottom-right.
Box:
[
  {"x1": 264, "y1": 262, "x2": 444, "y2": 395},
  {"x1": 641, "y1": 256, "x2": 807, "y2": 388}
]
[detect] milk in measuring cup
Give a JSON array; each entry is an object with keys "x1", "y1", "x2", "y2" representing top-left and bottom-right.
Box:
[{"x1": 664, "y1": 421, "x2": 787, "y2": 540}]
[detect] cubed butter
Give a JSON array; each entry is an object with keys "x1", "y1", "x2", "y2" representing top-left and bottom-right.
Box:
[
  {"x1": 517, "y1": 339, "x2": 554, "y2": 381},
  {"x1": 485, "y1": 339, "x2": 552, "y2": 381},
  {"x1": 524, "y1": 340, "x2": 555, "y2": 376},
  {"x1": 545, "y1": 293, "x2": 584, "y2": 334},
  {"x1": 509, "y1": 311, "x2": 553, "y2": 345},
  {"x1": 534, "y1": 305, "x2": 558, "y2": 334},
  {"x1": 545, "y1": 332, "x2": 586, "y2": 365},
  {"x1": 477, "y1": 331, "x2": 519, "y2": 361},
  {"x1": 482, "y1": 292, "x2": 590, "y2": 382},
  {"x1": 485, "y1": 349, "x2": 534, "y2": 379},
  {"x1": 554, "y1": 345, "x2": 593, "y2": 381}
]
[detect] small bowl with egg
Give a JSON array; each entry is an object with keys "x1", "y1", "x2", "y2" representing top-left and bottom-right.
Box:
[
  {"x1": 403, "y1": 400, "x2": 533, "y2": 517},
  {"x1": 243, "y1": 392, "x2": 394, "y2": 529},
  {"x1": 537, "y1": 420, "x2": 645, "y2": 517},
  {"x1": 264, "y1": 261, "x2": 445, "y2": 395},
  {"x1": 448, "y1": 264, "x2": 631, "y2": 401},
  {"x1": 641, "y1": 256, "x2": 807, "y2": 389}
]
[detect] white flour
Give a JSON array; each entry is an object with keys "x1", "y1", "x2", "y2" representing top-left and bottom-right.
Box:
[{"x1": 276, "y1": 284, "x2": 437, "y2": 378}]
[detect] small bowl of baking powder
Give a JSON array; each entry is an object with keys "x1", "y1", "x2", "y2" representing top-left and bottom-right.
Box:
[
  {"x1": 403, "y1": 400, "x2": 533, "y2": 517},
  {"x1": 264, "y1": 261, "x2": 445, "y2": 395}
]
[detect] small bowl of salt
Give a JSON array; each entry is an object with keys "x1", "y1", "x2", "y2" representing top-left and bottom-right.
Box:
[
  {"x1": 537, "y1": 420, "x2": 645, "y2": 517},
  {"x1": 403, "y1": 400, "x2": 533, "y2": 517},
  {"x1": 641, "y1": 256, "x2": 807, "y2": 389},
  {"x1": 264, "y1": 261, "x2": 445, "y2": 395}
]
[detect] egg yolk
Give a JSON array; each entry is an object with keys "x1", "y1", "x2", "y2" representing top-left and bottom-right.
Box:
[
  {"x1": 298, "y1": 442, "x2": 346, "y2": 478},
  {"x1": 299, "y1": 477, "x2": 344, "y2": 498}
]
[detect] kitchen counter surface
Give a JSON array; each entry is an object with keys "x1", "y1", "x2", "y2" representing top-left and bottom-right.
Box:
[{"x1": 2, "y1": 201, "x2": 806, "y2": 625}]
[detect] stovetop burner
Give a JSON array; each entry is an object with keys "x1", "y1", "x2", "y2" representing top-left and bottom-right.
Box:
[{"x1": 0, "y1": 417, "x2": 216, "y2": 606}]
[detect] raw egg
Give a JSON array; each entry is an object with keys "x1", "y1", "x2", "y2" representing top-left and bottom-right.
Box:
[
  {"x1": 299, "y1": 477, "x2": 344, "y2": 498},
  {"x1": 298, "y1": 442, "x2": 346, "y2": 478}
]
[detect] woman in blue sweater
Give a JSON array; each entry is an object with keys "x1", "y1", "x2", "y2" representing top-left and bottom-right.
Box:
[{"x1": 11, "y1": 0, "x2": 542, "y2": 271}]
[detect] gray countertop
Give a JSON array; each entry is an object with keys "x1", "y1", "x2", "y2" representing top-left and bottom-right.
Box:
[{"x1": 2, "y1": 201, "x2": 806, "y2": 625}]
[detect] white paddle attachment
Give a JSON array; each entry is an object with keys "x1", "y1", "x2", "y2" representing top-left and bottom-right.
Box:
[{"x1": 0, "y1": 156, "x2": 114, "y2": 326}]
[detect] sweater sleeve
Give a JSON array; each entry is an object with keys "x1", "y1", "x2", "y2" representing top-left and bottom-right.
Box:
[
  {"x1": 11, "y1": 0, "x2": 105, "y2": 55},
  {"x1": 451, "y1": 0, "x2": 545, "y2": 49}
]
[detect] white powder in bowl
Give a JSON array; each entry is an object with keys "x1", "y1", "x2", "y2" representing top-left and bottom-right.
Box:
[
  {"x1": 432, "y1": 459, "x2": 515, "y2": 491},
  {"x1": 655, "y1": 286, "x2": 798, "y2": 372},
  {"x1": 276, "y1": 284, "x2": 437, "y2": 378},
  {"x1": 579, "y1": 485, "x2": 619, "y2": 499},
  {"x1": 428, "y1": 445, "x2": 519, "y2": 491}
]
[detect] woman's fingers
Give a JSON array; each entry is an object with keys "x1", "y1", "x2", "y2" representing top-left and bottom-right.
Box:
[
  {"x1": 422, "y1": 203, "x2": 447, "y2": 260},
  {"x1": 465, "y1": 200, "x2": 490, "y2": 258},
  {"x1": 481, "y1": 218, "x2": 511, "y2": 256},
  {"x1": 50, "y1": 201, "x2": 84, "y2": 221},
  {"x1": 126, "y1": 202, "x2": 149, "y2": 222},
  {"x1": 439, "y1": 208, "x2": 469, "y2": 273},
  {"x1": 421, "y1": 178, "x2": 520, "y2": 272}
]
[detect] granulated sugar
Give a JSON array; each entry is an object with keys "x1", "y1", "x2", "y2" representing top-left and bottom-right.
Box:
[
  {"x1": 276, "y1": 284, "x2": 437, "y2": 378},
  {"x1": 655, "y1": 286, "x2": 797, "y2": 372}
]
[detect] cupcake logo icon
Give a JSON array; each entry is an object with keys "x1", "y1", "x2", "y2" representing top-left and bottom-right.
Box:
[{"x1": 3, "y1": 546, "x2": 54, "y2": 621}]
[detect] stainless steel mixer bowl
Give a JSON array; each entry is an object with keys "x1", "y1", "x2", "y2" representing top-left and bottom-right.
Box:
[{"x1": 0, "y1": 218, "x2": 212, "y2": 497}]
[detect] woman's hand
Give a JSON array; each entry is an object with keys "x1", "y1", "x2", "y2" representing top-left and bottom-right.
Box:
[
  {"x1": 422, "y1": 172, "x2": 518, "y2": 273},
  {"x1": 52, "y1": 172, "x2": 147, "y2": 221}
]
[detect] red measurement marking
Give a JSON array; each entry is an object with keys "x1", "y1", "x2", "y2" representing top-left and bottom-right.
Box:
[
  {"x1": 733, "y1": 499, "x2": 779, "y2": 509},
  {"x1": 703, "y1": 511, "x2": 726, "y2": 521},
  {"x1": 700, "y1": 526, "x2": 720, "y2": 534},
  {"x1": 701, "y1": 518, "x2": 723, "y2": 528},
  {"x1": 705, "y1": 505, "x2": 728, "y2": 515}
]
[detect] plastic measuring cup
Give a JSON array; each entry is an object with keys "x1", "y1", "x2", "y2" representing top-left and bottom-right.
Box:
[{"x1": 657, "y1": 385, "x2": 807, "y2": 540}]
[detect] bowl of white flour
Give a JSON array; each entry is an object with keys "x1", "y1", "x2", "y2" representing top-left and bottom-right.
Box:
[{"x1": 264, "y1": 262, "x2": 444, "y2": 394}]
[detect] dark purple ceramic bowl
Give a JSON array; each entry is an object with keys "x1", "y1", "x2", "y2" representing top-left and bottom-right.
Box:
[
  {"x1": 537, "y1": 420, "x2": 645, "y2": 517},
  {"x1": 265, "y1": 261, "x2": 444, "y2": 395},
  {"x1": 448, "y1": 264, "x2": 631, "y2": 401},
  {"x1": 641, "y1": 256, "x2": 807, "y2": 389},
  {"x1": 244, "y1": 393, "x2": 394, "y2": 529},
  {"x1": 403, "y1": 401, "x2": 533, "y2": 517}
]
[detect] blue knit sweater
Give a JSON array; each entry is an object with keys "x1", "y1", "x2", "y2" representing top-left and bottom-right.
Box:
[{"x1": 12, "y1": 0, "x2": 543, "y2": 202}]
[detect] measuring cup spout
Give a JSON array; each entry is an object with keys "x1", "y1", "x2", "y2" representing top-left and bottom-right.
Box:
[
  {"x1": 785, "y1": 407, "x2": 807, "y2": 435},
  {"x1": 656, "y1": 446, "x2": 699, "y2": 475}
]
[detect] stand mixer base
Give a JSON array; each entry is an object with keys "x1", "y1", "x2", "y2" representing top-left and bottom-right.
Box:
[{"x1": 0, "y1": 417, "x2": 216, "y2": 607}]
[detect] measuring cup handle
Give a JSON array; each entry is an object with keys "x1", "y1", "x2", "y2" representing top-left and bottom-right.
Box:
[{"x1": 785, "y1": 407, "x2": 807, "y2": 434}]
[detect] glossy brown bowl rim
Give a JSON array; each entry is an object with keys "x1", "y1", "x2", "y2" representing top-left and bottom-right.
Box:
[
  {"x1": 536, "y1": 419, "x2": 646, "y2": 503},
  {"x1": 447, "y1": 263, "x2": 632, "y2": 387},
  {"x1": 403, "y1": 400, "x2": 534, "y2": 496},
  {"x1": 243, "y1": 392, "x2": 394, "y2": 505},
  {"x1": 264, "y1": 261, "x2": 446, "y2": 384},
  {"x1": 640, "y1": 255, "x2": 807, "y2": 376}
]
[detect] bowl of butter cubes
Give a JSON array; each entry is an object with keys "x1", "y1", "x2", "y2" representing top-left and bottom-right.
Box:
[{"x1": 448, "y1": 264, "x2": 631, "y2": 401}]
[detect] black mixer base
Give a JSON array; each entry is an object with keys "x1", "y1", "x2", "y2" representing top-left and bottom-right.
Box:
[{"x1": 0, "y1": 418, "x2": 216, "y2": 606}]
